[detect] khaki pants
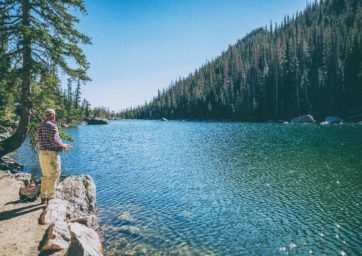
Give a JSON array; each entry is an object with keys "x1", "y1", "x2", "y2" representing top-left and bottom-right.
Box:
[{"x1": 39, "y1": 151, "x2": 61, "y2": 199}]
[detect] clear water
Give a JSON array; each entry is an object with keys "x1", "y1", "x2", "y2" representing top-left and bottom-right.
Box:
[{"x1": 16, "y1": 120, "x2": 362, "y2": 255}]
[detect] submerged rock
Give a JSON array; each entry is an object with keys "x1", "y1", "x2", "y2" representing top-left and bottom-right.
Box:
[
  {"x1": 118, "y1": 225, "x2": 141, "y2": 235},
  {"x1": 291, "y1": 115, "x2": 316, "y2": 124},
  {"x1": 118, "y1": 211, "x2": 135, "y2": 222}
]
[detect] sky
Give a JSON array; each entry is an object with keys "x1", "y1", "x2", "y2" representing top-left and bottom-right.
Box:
[{"x1": 72, "y1": 0, "x2": 308, "y2": 111}]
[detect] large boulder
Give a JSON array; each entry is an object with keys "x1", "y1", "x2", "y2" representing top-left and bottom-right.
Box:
[
  {"x1": 42, "y1": 220, "x2": 71, "y2": 251},
  {"x1": 67, "y1": 222, "x2": 103, "y2": 256},
  {"x1": 40, "y1": 199, "x2": 68, "y2": 224},
  {"x1": 291, "y1": 115, "x2": 316, "y2": 124},
  {"x1": 56, "y1": 176, "x2": 99, "y2": 230},
  {"x1": 39, "y1": 175, "x2": 102, "y2": 255},
  {"x1": 321, "y1": 116, "x2": 343, "y2": 125}
]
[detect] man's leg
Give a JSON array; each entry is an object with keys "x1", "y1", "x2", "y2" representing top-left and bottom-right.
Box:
[
  {"x1": 39, "y1": 151, "x2": 51, "y2": 200},
  {"x1": 47, "y1": 152, "x2": 61, "y2": 199}
]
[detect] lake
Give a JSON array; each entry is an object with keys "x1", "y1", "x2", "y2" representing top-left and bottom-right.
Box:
[{"x1": 15, "y1": 120, "x2": 362, "y2": 255}]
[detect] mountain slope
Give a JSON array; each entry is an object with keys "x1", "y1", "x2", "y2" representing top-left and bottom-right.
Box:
[{"x1": 120, "y1": 0, "x2": 362, "y2": 121}]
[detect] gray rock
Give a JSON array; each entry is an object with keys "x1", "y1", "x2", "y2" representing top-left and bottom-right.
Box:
[
  {"x1": 56, "y1": 176, "x2": 98, "y2": 229},
  {"x1": 291, "y1": 115, "x2": 316, "y2": 124},
  {"x1": 41, "y1": 199, "x2": 68, "y2": 224},
  {"x1": 13, "y1": 172, "x2": 31, "y2": 183},
  {"x1": 118, "y1": 211, "x2": 135, "y2": 222},
  {"x1": 0, "y1": 126, "x2": 12, "y2": 140},
  {"x1": 70, "y1": 215, "x2": 99, "y2": 231},
  {"x1": 0, "y1": 131, "x2": 11, "y2": 140},
  {"x1": 67, "y1": 222, "x2": 103, "y2": 256},
  {"x1": 86, "y1": 118, "x2": 108, "y2": 125},
  {"x1": 39, "y1": 175, "x2": 102, "y2": 255},
  {"x1": 321, "y1": 116, "x2": 343, "y2": 125},
  {"x1": 42, "y1": 220, "x2": 71, "y2": 251},
  {"x1": 0, "y1": 171, "x2": 12, "y2": 179},
  {"x1": 0, "y1": 156, "x2": 23, "y2": 173}
]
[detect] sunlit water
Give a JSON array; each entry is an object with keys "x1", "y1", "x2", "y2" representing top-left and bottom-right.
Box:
[{"x1": 16, "y1": 120, "x2": 362, "y2": 255}]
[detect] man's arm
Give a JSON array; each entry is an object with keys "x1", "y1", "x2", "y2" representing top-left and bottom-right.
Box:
[{"x1": 49, "y1": 124, "x2": 72, "y2": 151}]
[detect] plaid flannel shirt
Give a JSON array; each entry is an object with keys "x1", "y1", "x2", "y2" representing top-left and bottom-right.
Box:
[{"x1": 37, "y1": 120, "x2": 63, "y2": 151}]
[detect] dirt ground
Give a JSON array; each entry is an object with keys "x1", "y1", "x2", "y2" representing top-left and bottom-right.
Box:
[{"x1": 0, "y1": 173, "x2": 48, "y2": 256}]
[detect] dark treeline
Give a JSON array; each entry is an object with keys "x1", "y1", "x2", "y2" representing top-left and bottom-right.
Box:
[{"x1": 119, "y1": 0, "x2": 362, "y2": 122}]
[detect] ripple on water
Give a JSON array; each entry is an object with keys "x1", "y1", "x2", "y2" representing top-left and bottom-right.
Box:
[{"x1": 15, "y1": 121, "x2": 362, "y2": 255}]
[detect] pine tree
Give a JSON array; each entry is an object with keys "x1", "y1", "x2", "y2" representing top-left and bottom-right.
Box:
[{"x1": 0, "y1": 0, "x2": 90, "y2": 156}]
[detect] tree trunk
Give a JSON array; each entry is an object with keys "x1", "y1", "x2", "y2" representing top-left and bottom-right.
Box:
[{"x1": 0, "y1": 0, "x2": 32, "y2": 158}]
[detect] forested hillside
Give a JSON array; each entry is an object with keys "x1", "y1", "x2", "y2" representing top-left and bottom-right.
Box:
[{"x1": 120, "y1": 0, "x2": 362, "y2": 121}]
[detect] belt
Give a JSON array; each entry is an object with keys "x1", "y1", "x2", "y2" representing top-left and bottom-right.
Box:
[{"x1": 40, "y1": 149, "x2": 60, "y2": 153}]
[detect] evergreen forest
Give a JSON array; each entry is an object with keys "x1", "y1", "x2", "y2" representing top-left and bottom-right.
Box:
[{"x1": 119, "y1": 0, "x2": 362, "y2": 122}]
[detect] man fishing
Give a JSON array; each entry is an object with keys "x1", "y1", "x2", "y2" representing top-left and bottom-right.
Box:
[{"x1": 37, "y1": 109, "x2": 72, "y2": 204}]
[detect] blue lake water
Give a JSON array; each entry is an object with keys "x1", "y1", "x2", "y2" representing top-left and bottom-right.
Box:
[{"x1": 16, "y1": 120, "x2": 362, "y2": 255}]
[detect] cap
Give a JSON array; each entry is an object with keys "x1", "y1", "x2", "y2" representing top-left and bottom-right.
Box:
[{"x1": 43, "y1": 108, "x2": 56, "y2": 117}]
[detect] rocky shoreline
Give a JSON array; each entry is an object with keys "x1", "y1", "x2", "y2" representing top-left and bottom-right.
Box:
[{"x1": 0, "y1": 157, "x2": 103, "y2": 256}]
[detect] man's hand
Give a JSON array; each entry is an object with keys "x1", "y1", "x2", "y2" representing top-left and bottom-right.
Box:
[{"x1": 61, "y1": 144, "x2": 73, "y2": 151}]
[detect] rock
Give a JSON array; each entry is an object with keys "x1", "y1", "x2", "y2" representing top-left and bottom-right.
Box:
[
  {"x1": 0, "y1": 156, "x2": 23, "y2": 173},
  {"x1": 40, "y1": 199, "x2": 68, "y2": 224},
  {"x1": 86, "y1": 118, "x2": 108, "y2": 125},
  {"x1": 0, "y1": 131, "x2": 11, "y2": 140},
  {"x1": 321, "y1": 116, "x2": 343, "y2": 125},
  {"x1": 0, "y1": 126, "x2": 13, "y2": 140},
  {"x1": 118, "y1": 211, "x2": 135, "y2": 222},
  {"x1": 13, "y1": 172, "x2": 31, "y2": 182},
  {"x1": 56, "y1": 176, "x2": 98, "y2": 229},
  {"x1": 161, "y1": 117, "x2": 168, "y2": 121},
  {"x1": 0, "y1": 171, "x2": 12, "y2": 179},
  {"x1": 68, "y1": 222, "x2": 103, "y2": 256},
  {"x1": 118, "y1": 225, "x2": 141, "y2": 235},
  {"x1": 42, "y1": 220, "x2": 71, "y2": 251},
  {"x1": 291, "y1": 115, "x2": 316, "y2": 124},
  {"x1": 69, "y1": 215, "x2": 99, "y2": 231}
]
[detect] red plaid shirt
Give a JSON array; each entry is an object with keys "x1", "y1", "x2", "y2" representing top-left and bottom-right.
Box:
[{"x1": 37, "y1": 120, "x2": 63, "y2": 151}]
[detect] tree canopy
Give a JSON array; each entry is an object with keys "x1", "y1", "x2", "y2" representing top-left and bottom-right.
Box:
[{"x1": 0, "y1": 0, "x2": 90, "y2": 156}]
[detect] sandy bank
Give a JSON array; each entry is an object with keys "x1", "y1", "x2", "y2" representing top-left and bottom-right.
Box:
[
  {"x1": 0, "y1": 166, "x2": 103, "y2": 256},
  {"x1": 0, "y1": 172, "x2": 48, "y2": 256}
]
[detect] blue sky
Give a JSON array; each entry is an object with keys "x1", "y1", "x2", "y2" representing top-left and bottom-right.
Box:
[{"x1": 73, "y1": 0, "x2": 308, "y2": 111}]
